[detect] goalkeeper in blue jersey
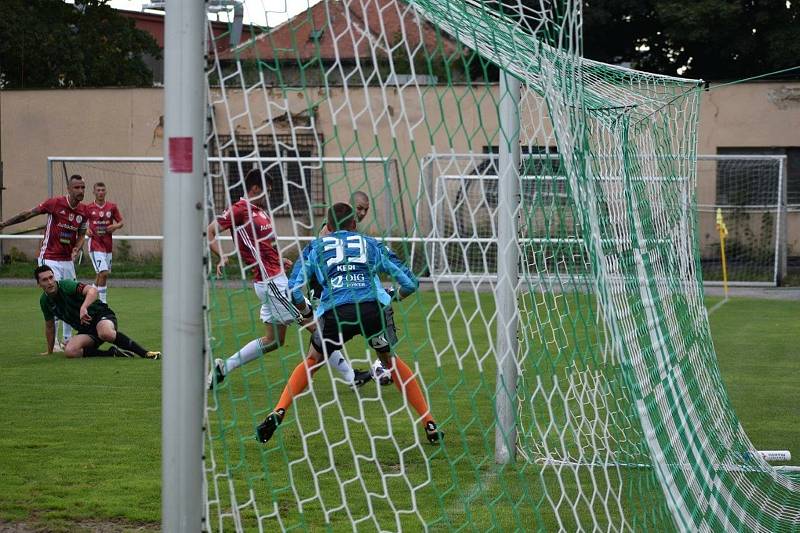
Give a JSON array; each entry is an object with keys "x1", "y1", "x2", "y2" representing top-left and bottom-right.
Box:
[
  {"x1": 256, "y1": 203, "x2": 443, "y2": 445},
  {"x1": 307, "y1": 190, "x2": 385, "y2": 386}
]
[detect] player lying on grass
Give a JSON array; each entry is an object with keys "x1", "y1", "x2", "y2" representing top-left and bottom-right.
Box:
[
  {"x1": 256, "y1": 203, "x2": 444, "y2": 445},
  {"x1": 35, "y1": 265, "x2": 161, "y2": 359},
  {"x1": 206, "y1": 169, "x2": 371, "y2": 389}
]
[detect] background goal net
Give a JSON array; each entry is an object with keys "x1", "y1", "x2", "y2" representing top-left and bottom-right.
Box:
[
  {"x1": 695, "y1": 155, "x2": 787, "y2": 286},
  {"x1": 418, "y1": 153, "x2": 788, "y2": 286}
]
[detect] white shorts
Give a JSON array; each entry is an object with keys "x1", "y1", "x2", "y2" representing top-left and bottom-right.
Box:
[
  {"x1": 38, "y1": 258, "x2": 76, "y2": 281},
  {"x1": 254, "y1": 275, "x2": 300, "y2": 325},
  {"x1": 89, "y1": 251, "x2": 112, "y2": 273}
]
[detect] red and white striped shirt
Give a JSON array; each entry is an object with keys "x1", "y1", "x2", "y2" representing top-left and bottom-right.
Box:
[{"x1": 215, "y1": 198, "x2": 282, "y2": 282}]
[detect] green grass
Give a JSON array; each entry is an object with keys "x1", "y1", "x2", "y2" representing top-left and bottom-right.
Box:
[
  {"x1": 0, "y1": 258, "x2": 163, "y2": 280},
  {"x1": 0, "y1": 287, "x2": 163, "y2": 532},
  {"x1": 0, "y1": 286, "x2": 798, "y2": 531}
]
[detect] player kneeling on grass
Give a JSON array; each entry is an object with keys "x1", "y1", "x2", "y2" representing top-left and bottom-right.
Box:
[
  {"x1": 256, "y1": 203, "x2": 443, "y2": 445},
  {"x1": 35, "y1": 265, "x2": 161, "y2": 359}
]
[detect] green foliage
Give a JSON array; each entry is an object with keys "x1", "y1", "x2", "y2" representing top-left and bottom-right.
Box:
[
  {"x1": 114, "y1": 239, "x2": 132, "y2": 262},
  {"x1": 0, "y1": 0, "x2": 161, "y2": 88},
  {"x1": 583, "y1": 0, "x2": 800, "y2": 79},
  {"x1": 2, "y1": 246, "x2": 29, "y2": 263}
]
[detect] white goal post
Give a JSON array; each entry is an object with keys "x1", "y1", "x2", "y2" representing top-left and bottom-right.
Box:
[
  {"x1": 9, "y1": 152, "x2": 783, "y2": 288},
  {"x1": 419, "y1": 152, "x2": 789, "y2": 286},
  {"x1": 27, "y1": 155, "x2": 406, "y2": 265},
  {"x1": 696, "y1": 154, "x2": 788, "y2": 286}
]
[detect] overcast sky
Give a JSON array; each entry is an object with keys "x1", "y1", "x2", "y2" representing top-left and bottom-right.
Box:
[{"x1": 101, "y1": 0, "x2": 318, "y2": 27}]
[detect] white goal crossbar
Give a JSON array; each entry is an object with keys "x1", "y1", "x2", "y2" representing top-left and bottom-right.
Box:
[
  {"x1": 4, "y1": 153, "x2": 785, "y2": 287},
  {"x1": 418, "y1": 153, "x2": 788, "y2": 286}
]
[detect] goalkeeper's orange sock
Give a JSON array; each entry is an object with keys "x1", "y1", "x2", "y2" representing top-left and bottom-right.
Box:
[
  {"x1": 275, "y1": 356, "x2": 319, "y2": 413},
  {"x1": 390, "y1": 356, "x2": 434, "y2": 426}
]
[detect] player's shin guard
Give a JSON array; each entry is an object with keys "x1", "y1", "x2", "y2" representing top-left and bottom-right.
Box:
[
  {"x1": 113, "y1": 331, "x2": 148, "y2": 357},
  {"x1": 223, "y1": 338, "x2": 265, "y2": 373},
  {"x1": 388, "y1": 356, "x2": 434, "y2": 426},
  {"x1": 96, "y1": 285, "x2": 108, "y2": 303}
]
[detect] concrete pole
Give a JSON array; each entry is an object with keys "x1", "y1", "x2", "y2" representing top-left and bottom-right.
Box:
[{"x1": 162, "y1": 0, "x2": 206, "y2": 530}]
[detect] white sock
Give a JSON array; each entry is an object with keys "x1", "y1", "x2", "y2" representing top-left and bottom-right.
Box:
[
  {"x1": 96, "y1": 285, "x2": 108, "y2": 303},
  {"x1": 223, "y1": 338, "x2": 265, "y2": 374},
  {"x1": 54, "y1": 320, "x2": 63, "y2": 347},
  {"x1": 62, "y1": 321, "x2": 72, "y2": 342},
  {"x1": 329, "y1": 350, "x2": 354, "y2": 384}
]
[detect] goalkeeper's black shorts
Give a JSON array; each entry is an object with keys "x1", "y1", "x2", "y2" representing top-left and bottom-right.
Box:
[{"x1": 311, "y1": 301, "x2": 397, "y2": 355}]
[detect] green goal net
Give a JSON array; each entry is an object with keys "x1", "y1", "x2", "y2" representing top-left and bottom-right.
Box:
[{"x1": 203, "y1": 0, "x2": 800, "y2": 531}]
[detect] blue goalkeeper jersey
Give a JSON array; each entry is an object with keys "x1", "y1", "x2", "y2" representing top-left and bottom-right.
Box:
[{"x1": 288, "y1": 230, "x2": 418, "y2": 317}]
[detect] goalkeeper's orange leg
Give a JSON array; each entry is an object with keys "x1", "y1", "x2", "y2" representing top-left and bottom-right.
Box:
[
  {"x1": 386, "y1": 354, "x2": 444, "y2": 444},
  {"x1": 276, "y1": 355, "x2": 320, "y2": 412},
  {"x1": 256, "y1": 352, "x2": 321, "y2": 443}
]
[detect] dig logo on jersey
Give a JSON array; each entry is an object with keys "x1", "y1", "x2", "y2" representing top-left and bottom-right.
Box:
[{"x1": 323, "y1": 235, "x2": 368, "y2": 289}]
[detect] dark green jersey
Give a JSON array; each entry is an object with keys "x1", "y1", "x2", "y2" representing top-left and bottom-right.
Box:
[{"x1": 40, "y1": 279, "x2": 112, "y2": 329}]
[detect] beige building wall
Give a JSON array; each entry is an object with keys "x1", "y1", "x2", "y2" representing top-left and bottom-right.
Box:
[
  {"x1": 2, "y1": 82, "x2": 799, "y2": 263},
  {"x1": 696, "y1": 83, "x2": 800, "y2": 262},
  {"x1": 1, "y1": 88, "x2": 165, "y2": 258},
  {"x1": 208, "y1": 84, "x2": 514, "y2": 242}
]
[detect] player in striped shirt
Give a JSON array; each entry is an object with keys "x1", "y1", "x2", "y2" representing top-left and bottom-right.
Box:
[
  {"x1": 0, "y1": 174, "x2": 88, "y2": 347},
  {"x1": 206, "y1": 169, "x2": 370, "y2": 389}
]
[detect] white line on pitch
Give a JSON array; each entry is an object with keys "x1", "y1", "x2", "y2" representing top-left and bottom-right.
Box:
[
  {"x1": 446, "y1": 468, "x2": 497, "y2": 517},
  {"x1": 707, "y1": 298, "x2": 729, "y2": 316}
]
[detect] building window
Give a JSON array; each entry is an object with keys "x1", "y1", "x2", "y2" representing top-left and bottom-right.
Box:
[
  {"x1": 211, "y1": 134, "x2": 324, "y2": 216},
  {"x1": 716, "y1": 147, "x2": 800, "y2": 206}
]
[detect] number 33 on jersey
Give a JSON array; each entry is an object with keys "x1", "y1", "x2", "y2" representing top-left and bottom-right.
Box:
[
  {"x1": 288, "y1": 230, "x2": 418, "y2": 317},
  {"x1": 323, "y1": 234, "x2": 368, "y2": 289}
]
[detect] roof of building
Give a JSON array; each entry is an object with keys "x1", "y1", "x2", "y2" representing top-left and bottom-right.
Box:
[
  {"x1": 116, "y1": 2, "x2": 461, "y2": 64},
  {"x1": 117, "y1": 9, "x2": 229, "y2": 49},
  {"x1": 217, "y1": 0, "x2": 460, "y2": 61}
]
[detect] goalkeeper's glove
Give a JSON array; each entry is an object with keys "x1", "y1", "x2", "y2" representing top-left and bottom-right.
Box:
[
  {"x1": 296, "y1": 301, "x2": 314, "y2": 325},
  {"x1": 385, "y1": 286, "x2": 405, "y2": 303}
]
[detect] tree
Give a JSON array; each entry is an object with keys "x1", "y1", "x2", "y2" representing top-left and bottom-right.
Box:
[
  {"x1": 583, "y1": 0, "x2": 800, "y2": 80},
  {"x1": 0, "y1": 0, "x2": 161, "y2": 89}
]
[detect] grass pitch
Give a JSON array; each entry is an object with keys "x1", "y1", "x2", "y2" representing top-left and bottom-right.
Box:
[{"x1": 0, "y1": 286, "x2": 797, "y2": 531}]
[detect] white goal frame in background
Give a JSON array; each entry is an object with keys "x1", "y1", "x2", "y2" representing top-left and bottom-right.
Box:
[
  {"x1": 696, "y1": 154, "x2": 788, "y2": 287},
  {"x1": 43, "y1": 156, "x2": 398, "y2": 244},
  {"x1": 420, "y1": 153, "x2": 789, "y2": 286},
  {"x1": 1, "y1": 153, "x2": 785, "y2": 288}
]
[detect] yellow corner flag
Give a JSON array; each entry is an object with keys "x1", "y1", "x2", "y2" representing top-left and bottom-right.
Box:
[
  {"x1": 716, "y1": 208, "x2": 729, "y2": 297},
  {"x1": 715, "y1": 208, "x2": 728, "y2": 238}
]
